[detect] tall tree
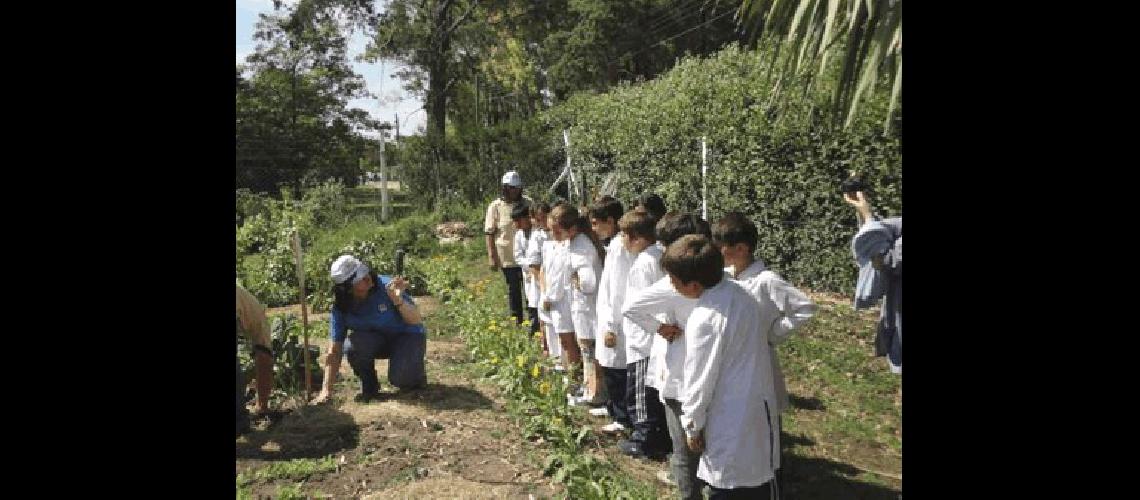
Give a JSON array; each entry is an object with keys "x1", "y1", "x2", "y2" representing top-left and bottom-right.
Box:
[{"x1": 236, "y1": 0, "x2": 380, "y2": 193}]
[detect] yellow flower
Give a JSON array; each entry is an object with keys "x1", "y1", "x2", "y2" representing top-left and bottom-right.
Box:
[
  {"x1": 490, "y1": 356, "x2": 499, "y2": 365},
  {"x1": 521, "y1": 319, "x2": 532, "y2": 328},
  {"x1": 552, "y1": 417, "x2": 563, "y2": 426},
  {"x1": 539, "y1": 382, "x2": 551, "y2": 395},
  {"x1": 516, "y1": 355, "x2": 527, "y2": 368},
  {"x1": 531, "y1": 364, "x2": 541, "y2": 379},
  {"x1": 533, "y1": 331, "x2": 542, "y2": 339}
]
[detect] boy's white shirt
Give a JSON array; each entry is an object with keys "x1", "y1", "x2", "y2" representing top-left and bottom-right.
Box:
[
  {"x1": 624, "y1": 275, "x2": 692, "y2": 397},
  {"x1": 680, "y1": 279, "x2": 780, "y2": 489},
  {"x1": 566, "y1": 233, "x2": 601, "y2": 313},
  {"x1": 514, "y1": 229, "x2": 540, "y2": 308},
  {"x1": 621, "y1": 243, "x2": 664, "y2": 364},
  {"x1": 622, "y1": 268, "x2": 732, "y2": 401},
  {"x1": 730, "y1": 260, "x2": 816, "y2": 345},
  {"x1": 595, "y1": 234, "x2": 634, "y2": 368},
  {"x1": 730, "y1": 260, "x2": 818, "y2": 414},
  {"x1": 567, "y1": 233, "x2": 602, "y2": 340},
  {"x1": 541, "y1": 238, "x2": 574, "y2": 332},
  {"x1": 541, "y1": 239, "x2": 571, "y2": 305}
]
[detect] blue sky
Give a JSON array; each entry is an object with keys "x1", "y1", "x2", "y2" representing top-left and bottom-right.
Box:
[{"x1": 236, "y1": 0, "x2": 426, "y2": 138}]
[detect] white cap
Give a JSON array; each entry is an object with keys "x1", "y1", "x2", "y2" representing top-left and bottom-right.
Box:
[
  {"x1": 501, "y1": 171, "x2": 522, "y2": 187},
  {"x1": 330, "y1": 255, "x2": 369, "y2": 285}
]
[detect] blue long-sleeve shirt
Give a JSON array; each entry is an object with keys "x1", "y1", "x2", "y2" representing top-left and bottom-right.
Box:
[{"x1": 329, "y1": 276, "x2": 425, "y2": 343}]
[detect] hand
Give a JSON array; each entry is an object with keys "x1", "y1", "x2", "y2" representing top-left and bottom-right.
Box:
[
  {"x1": 842, "y1": 190, "x2": 867, "y2": 207},
  {"x1": 687, "y1": 432, "x2": 704, "y2": 453},
  {"x1": 604, "y1": 331, "x2": 617, "y2": 348},
  {"x1": 658, "y1": 324, "x2": 683, "y2": 343},
  {"x1": 386, "y1": 276, "x2": 410, "y2": 302}
]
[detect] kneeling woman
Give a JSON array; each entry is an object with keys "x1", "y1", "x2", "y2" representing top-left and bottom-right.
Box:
[{"x1": 314, "y1": 255, "x2": 427, "y2": 403}]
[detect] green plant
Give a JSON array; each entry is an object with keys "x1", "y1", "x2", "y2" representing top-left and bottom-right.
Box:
[
  {"x1": 239, "y1": 314, "x2": 324, "y2": 401},
  {"x1": 541, "y1": 42, "x2": 901, "y2": 293},
  {"x1": 421, "y1": 253, "x2": 656, "y2": 499}
]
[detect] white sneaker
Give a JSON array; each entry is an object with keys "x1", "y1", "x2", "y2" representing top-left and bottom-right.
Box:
[
  {"x1": 600, "y1": 421, "x2": 627, "y2": 434},
  {"x1": 588, "y1": 407, "x2": 610, "y2": 417}
]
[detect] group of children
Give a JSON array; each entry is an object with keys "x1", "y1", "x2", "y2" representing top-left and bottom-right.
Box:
[{"x1": 509, "y1": 193, "x2": 817, "y2": 499}]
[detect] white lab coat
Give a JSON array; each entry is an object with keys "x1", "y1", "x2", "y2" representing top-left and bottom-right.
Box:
[
  {"x1": 731, "y1": 261, "x2": 817, "y2": 414},
  {"x1": 514, "y1": 229, "x2": 540, "y2": 308},
  {"x1": 527, "y1": 229, "x2": 550, "y2": 322},
  {"x1": 567, "y1": 233, "x2": 602, "y2": 340},
  {"x1": 621, "y1": 243, "x2": 664, "y2": 365},
  {"x1": 541, "y1": 239, "x2": 574, "y2": 333},
  {"x1": 680, "y1": 279, "x2": 779, "y2": 489},
  {"x1": 623, "y1": 270, "x2": 734, "y2": 401},
  {"x1": 595, "y1": 235, "x2": 635, "y2": 368}
]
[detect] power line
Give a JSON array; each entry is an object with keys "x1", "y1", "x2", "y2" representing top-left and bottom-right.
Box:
[{"x1": 609, "y1": 8, "x2": 736, "y2": 65}]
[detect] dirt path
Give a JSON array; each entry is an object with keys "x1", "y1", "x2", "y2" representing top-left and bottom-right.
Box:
[{"x1": 239, "y1": 298, "x2": 561, "y2": 499}]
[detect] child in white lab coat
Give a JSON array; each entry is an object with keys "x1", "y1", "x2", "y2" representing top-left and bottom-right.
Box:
[
  {"x1": 552, "y1": 203, "x2": 607, "y2": 405},
  {"x1": 665, "y1": 234, "x2": 780, "y2": 499}
]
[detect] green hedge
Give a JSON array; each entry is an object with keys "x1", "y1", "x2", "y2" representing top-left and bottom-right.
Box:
[{"x1": 541, "y1": 43, "x2": 901, "y2": 292}]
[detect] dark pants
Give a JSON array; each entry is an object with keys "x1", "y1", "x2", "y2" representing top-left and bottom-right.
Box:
[
  {"x1": 527, "y1": 307, "x2": 540, "y2": 334},
  {"x1": 626, "y1": 358, "x2": 669, "y2": 453},
  {"x1": 236, "y1": 355, "x2": 249, "y2": 436},
  {"x1": 708, "y1": 482, "x2": 772, "y2": 500},
  {"x1": 344, "y1": 329, "x2": 427, "y2": 394},
  {"x1": 665, "y1": 398, "x2": 705, "y2": 500},
  {"x1": 502, "y1": 266, "x2": 525, "y2": 324},
  {"x1": 603, "y1": 367, "x2": 631, "y2": 427}
]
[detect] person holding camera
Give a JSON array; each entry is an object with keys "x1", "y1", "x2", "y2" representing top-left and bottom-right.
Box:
[
  {"x1": 313, "y1": 254, "x2": 426, "y2": 404},
  {"x1": 843, "y1": 188, "x2": 902, "y2": 374}
]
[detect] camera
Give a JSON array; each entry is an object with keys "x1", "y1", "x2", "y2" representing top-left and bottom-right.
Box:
[
  {"x1": 395, "y1": 247, "x2": 406, "y2": 276},
  {"x1": 840, "y1": 177, "x2": 866, "y2": 195}
]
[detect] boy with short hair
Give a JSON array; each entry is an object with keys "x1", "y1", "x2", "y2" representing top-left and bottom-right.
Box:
[
  {"x1": 590, "y1": 196, "x2": 634, "y2": 432},
  {"x1": 622, "y1": 213, "x2": 713, "y2": 498},
  {"x1": 664, "y1": 234, "x2": 780, "y2": 499},
  {"x1": 713, "y1": 212, "x2": 816, "y2": 498},
  {"x1": 616, "y1": 209, "x2": 671, "y2": 459}
]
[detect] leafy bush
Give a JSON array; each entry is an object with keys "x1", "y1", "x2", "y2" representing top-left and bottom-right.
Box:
[
  {"x1": 239, "y1": 314, "x2": 324, "y2": 400},
  {"x1": 541, "y1": 42, "x2": 901, "y2": 292}
]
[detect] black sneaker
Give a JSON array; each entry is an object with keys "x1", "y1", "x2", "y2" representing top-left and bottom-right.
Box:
[
  {"x1": 354, "y1": 391, "x2": 385, "y2": 403},
  {"x1": 618, "y1": 439, "x2": 647, "y2": 458}
]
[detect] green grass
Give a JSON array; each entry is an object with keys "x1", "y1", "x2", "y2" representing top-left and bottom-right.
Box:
[
  {"x1": 780, "y1": 299, "x2": 902, "y2": 458},
  {"x1": 236, "y1": 456, "x2": 337, "y2": 487}
]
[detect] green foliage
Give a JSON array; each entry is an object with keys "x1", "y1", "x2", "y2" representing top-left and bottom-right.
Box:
[
  {"x1": 238, "y1": 314, "x2": 324, "y2": 400},
  {"x1": 236, "y1": 455, "x2": 337, "y2": 487},
  {"x1": 236, "y1": 1, "x2": 378, "y2": 194},
  {"x1": 237, "y1": 181, "x2": 486, "y2": 309},
  {"x1": 542, "y1": 43, "x2": 901, "y2": 292}
]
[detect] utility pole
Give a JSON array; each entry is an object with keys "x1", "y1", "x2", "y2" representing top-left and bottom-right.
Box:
[{"x1": 380, "y1": 135, "x2": 390, "y2": 222}]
